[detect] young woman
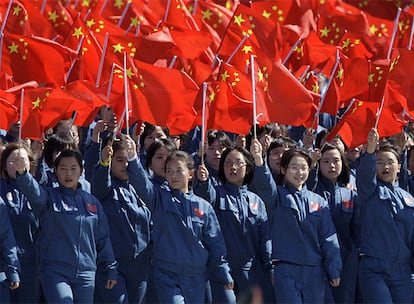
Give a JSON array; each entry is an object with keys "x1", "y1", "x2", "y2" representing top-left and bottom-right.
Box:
[
  {"x1": 312, "y1": 143, "x2": 360, "y2": 303},
  {"x1": 13, "y1": 149, "x2": 117, "y2": 303},
  {"x1": 357, "y1": 129, "x2": 414, "y2": 302},
  {"x1": 0, "y1": 197, "x2": 20, "y2": 304},
  {"x1": 195, "y1": 146, "x2": 272, "y2": 303},
  {"x1": 125, "y1": 135, "x2": 234, "y2": 303},
  {"x1": 250, "y1": 139, "x2": 342, "y2": 303},
  {"x1": 0, "y1": 143, "x2": 42, "y2": 303},
  {"x1": 91, "y1": 138, "x2": 151, "y2": 304}
]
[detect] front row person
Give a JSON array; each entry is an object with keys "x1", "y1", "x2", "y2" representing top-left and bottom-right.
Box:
[
  {"x1": 123, "y1": 134, "x2": 234, "y2": 303},
  {"x1": 13, "y1": 149, "x2": 118, "y2": 303},
  {"x1": 0, "y1": 197, "x2": 20, "y2": 303},
  {"x1": 250, "y1": 139, "x2": 342, "y2": 303}
]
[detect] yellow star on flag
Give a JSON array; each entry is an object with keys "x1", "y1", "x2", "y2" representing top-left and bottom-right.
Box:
[
  {"x1": 234, "y1": 14, "x2": 245, "y2": 27},
  {"x1": 114, "y1": 0, "x2": 124, "y2": 10},
  {"x1": 242, "y1": 45, "x2": 253, "y2": 54},
  {"x1": 320, "y1": 26, "x2": 330, "y2": 37},
  {"x1": 113, "y1": 43, "x2": 125, "y2": 53},
  {"x1": 262, "y1": 10, "x2": 271, "y2": 19},
  {"x1": 202, "y1": 9, "x2": 213, "y2": 20},
  {"x1": 220, "y1": 70, "x2": 230, "y2": 81},
  {"x1": 8, "y1": 42, "x2": 19, "y2": 54},
  {"x1": 13, "y1": 5, "x2": 22, "y2": 16},
  {"x1": 32, "y1": 97, "x2": 42, "y2": 109},
  {"x1": 48, "y1": 10, "x2": 58, "y2": 22},
  {"x1": 86, "y1": 18, "x2": 96, "y2": 28},
  {"x1": 72, "y1": 27, "x2": 84, "y2": 39}
]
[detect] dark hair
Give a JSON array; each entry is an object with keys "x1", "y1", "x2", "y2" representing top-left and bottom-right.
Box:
[
  {"x1": 377, "y1": 142, "x2": 400, "y2": 162},
  {"x1": 315, "y1": 129, "x2": 329, "y2": 149},
  {"x1": 54, "y1": 150, "x2": 83, "y2": 169},
  {"x1": 165, "y1": 150, "x2": 194, "y2": 171},
  {"x1": 277, "y1": 148, "x2": 312, "y2": 184},
  {"x1": 319, "y1": 143, "x2": 350, "y2": 185},
  {"x1": 266, "y1": 137, "x2": 297, "y2": 161},
  {"x1": 218, "y1": 146, "x2": 254, "y2": 185},
  {"x1": 207, "y1": 130, "x2": 233, "y2": 148},
  {"x1": 43, "y1": 134, "x2": 77, "y2": 167},
  {"x1": 0, "y1": 142, "x2": 33, "y2": 179},
  {"x1": 145, "y1": 138, "x2": 177, "y2": 170},
  {"x1": 139, "y1": 123, "x2": 169, "y2": 150}
]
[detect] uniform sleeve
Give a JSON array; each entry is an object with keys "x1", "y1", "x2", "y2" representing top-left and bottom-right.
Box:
[
  {"x1": 203, "y1": 205, "x2": 233, "y2": 285},
  {"x1": 350, "y1": 190, "x2": 361, "y2": 250},
  {"x1": 15, "y1": 171, "x2": 48, "y2": 217},
  {"x1": 84, "y1": 141, "x2": 101, "y2": 181},
  {"x1": 91, "y1": 163, "x2": 112, "y2": 201},
  {"x1": 356, "y1": 152, "x2": 377, "y2": 200},
  {"x1": 95, "y1": 199, "x2": 118, "y2": 281},
  {"x1": 0, "y1": 199, "x2": 20, "y2": 283},
  {"x1": 318, "y1": 200, "x2": 342, "y2": 280},
  {"x1": 252, "y1": 164, "x2": 278, "y2": 209},
  {"x1": 256, "y1": 198, "x2": 272, "y2": 272},
  {"x1": 127, "y1": 156, "x2": 157, "y2": 210},
  {"x1": 193, "y1": 178, "x2": 217, "y2": 206}
]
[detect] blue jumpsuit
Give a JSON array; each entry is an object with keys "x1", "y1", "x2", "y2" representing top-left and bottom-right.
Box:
[
  {"x1": 0, "y1": 178, "x2": 42, "y2": 303},
  {"x1": 15, "y1": 172, "x2": 118, "y2": 303},
  {"x1": 92, "y1": 163, "x2": 152, "y2": 304},
  {"x1": 357, "y1": 152, "x2": 414, "y2": 303},
  {"x1": 313, "y1": 176, "x2": 360, "y2": 303},
  {"x1": 253, "y1": 164, "x2": 342, "y2": 303},
  {"x1": 0, "y1": 197, "x2": 20, "y2": 304},
  {"x1": 128, "y1": 156, "x2": 233, "y2": 303},
  {"x1": 194, "y1": 180, "x2": 272, "y2": 303}
]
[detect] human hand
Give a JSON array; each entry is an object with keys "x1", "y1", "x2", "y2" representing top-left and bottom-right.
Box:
[
  {"x1": 197, "y1": 164, "x2": 209, "y2": 182},
  {"x1": 10, "y1": 281, "x2": 19, "y2": 289},
  {"x1": 105, "y1": 279, "x2": 117, "y2": 289}
]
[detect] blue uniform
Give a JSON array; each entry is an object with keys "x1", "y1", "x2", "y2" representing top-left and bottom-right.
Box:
[
  {"x1": 92, "y1": 163, "x2": 152, "y2": 304},
  {"x1": 0, "y1": 178, "x2": 42, "y2": 303},
  {"x1": 194, "y1": 180, "x2": 272, "y2": 302},
  {"x1": 253, "y1": 164, "x2": 342, "y2": 303},
  {"x1": 128, "y1": 156, "x2": 233, "y2": 303},
  {"x1": 357, "y1": 152, "x2": 414, "y2": 303},
  {"x1": 313, "y1": 176, "x2": 360, "y2": 303},
  {"x1": 15, "y1": 172, "x2": 117, "y2": 303},
  {"x1": 0, "y1": 198, "x2": 20, "y2": 304}
]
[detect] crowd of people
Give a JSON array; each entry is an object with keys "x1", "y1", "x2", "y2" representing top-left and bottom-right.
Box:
[{"x1": 1, "y1": 106, "x2": 414, "y2": 304}]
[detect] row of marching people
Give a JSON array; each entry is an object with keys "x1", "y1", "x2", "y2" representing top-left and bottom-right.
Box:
[{"x1": 1, "y1": 117, "x2": 414, "y2": 303}]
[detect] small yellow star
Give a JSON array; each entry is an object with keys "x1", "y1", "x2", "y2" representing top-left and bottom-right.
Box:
[{"x1": 113, "y1": 43, "x2": 125, "y2": 53}]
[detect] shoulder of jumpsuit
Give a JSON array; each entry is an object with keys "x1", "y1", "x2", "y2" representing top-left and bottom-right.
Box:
[
  {"x1": 187, "y1": 190, "x2": 214, "y2": 213},
  {"x1": 245, "y1": 189, "x2": 268, "y2": 217},
  {"x1": 375, "y1": 180, "x2": 396, "y2": 200},
  {"x1": 396, "y1": 186, "x2": 414, "y2": 208},
  {"x1": 151, "y1": 174, "x2": 169, "y2": 189},
  {"x1": 212, "y1": 183, "x2": 240, "y2": 213}
]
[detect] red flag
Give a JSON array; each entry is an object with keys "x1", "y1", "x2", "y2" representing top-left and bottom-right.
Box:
[
  {"x1": 387, "y1": 48, "x2": 414, "y2": 104},
  {"x1": 2, "y1": 34, "x2": 77, "y2": 86},
  {"x1": 0, "y1": 91, "x2": 18, "y2": 130},
  {"x1": 326, "y1": 99, "x2": 405, "y2": 148},
  {"x1": 0, "y1": 0, "x2": 31, "y2": 35}
]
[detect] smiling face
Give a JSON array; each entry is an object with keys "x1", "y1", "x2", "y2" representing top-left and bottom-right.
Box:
[
  {"x1": 55, "y1": 156, "x2": 82, "y2": 190},
  {"x1": 376, "y1": 151, "x2": 400, "y2": 184},
  {"x1": 319, "y1": 149, "x2": 342, "y2": 183},
  {"x1": 281, "y1": 155, "x2": 310, "y2": 190}
]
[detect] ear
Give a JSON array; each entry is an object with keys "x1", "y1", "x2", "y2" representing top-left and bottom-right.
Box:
[{"x1": 188, "y1": 169, "x2": 195, "y2": 179}]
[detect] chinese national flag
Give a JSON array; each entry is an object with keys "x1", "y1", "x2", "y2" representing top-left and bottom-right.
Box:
[
  {"x1": 366, "y1": 59, "x2": 391, "y2": 102},
  {"x1": 16, "y1": 87, "x2": 75, "y2": 139},
  {"x1": 0, "y1": 0, "x2": 31, "y2": 35},
  {"x1": 0, "y1": 91, "x2": 18, "y2": 130},
  {"x1": 387, "y1": 48, "x2": 414, "y2": 104},
  {"x1": 326, "y1": 99, "x2": 405, "y2": 148},
  {"x1": 2, "y1": 34, "x2": 77, "y2": 86}
]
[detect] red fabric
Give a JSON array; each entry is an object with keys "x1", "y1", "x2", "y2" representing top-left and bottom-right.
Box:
[{"x1": 0, "y1": 91, "x2": 18, "y2": 129}]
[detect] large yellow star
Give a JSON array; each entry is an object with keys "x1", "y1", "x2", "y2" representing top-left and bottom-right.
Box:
[
  {"x1": 86, "y1": 18, "x2": 96, "y2": 28},
  {"x1": 234, "y1": 14, "x2": 245, "y2": 27},
  {"x1": 48, "y1": 10, "x2": 58, "y2": 22},
  {"x1": 368, "y1": 73, "x2": 374, "y2": 83},
  {"x1": 320, "y1": 26, "x2": 330, "y2": 37},
  {"x1": 209, "y1": 90, "x2": 216, "y2": 102},
  {"x1": 13, "y1": 5, "x2": 22, "y2": 16},
  {"x1": 202, "y1": 9, "x2": 213, "y2": 20},
  {"x1": 369, "y1": 24, "x2": 378, "y2": 35},
  {"x1": 8, "y1": 42, "x2": 19, "y2": 54},
  {"x1": 220, "y1": 70, "x2": 230, "y2": 82},
  {"x1": 312, "y1": 82, "x2": 319, "y2": 93},
  {"x1": 32, "y1": 97, "x2": 42, "y2": 109},
  {"x1": 130, "y1": 16, "x2": 139, "y2": 27},
  {"x1": 262, "y1": 10, "x2": 271, "y2": 19},
  {"x1": 126, "y1": 68, "x2": 135, "y2": 79},
  {"x1": 336, "y1": 67, "x2": 344, "y2": 79},
  {"x1": 114, "y1": 0, "x2": 124, "y2": 10},
  {"x1": 113, "y1": 43, "x2": 125, "y2": 53},
  {"x1": 342, "y1": 38, "x2": 351, "y2": 49},
  {"x1": 242, "y1": 45, "x2": 253, "y2": 54},
  {"x1": 72, "y1": 27, "x2": 84, "y2": 39},
  {"x1": 257, "y1": 69, "x2": 264, "y2": 82},
  {"x1": 82, "y1": 0, "x2": 91, "y2": 7}
]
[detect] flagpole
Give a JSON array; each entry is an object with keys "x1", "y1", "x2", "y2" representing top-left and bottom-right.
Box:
[
  {"x1": 96, "y1": 32, "x2": 109, "y2": 88},
  {"x1": 164, "y1": 0, "x2": 171, "y2": 23},
  {"x1": 18, "y1": 88, "x2": 24, "y2": 142},
  {"x1": 374, "y1": 96, "x2": 385, "y2": 129},
  {"x1": 192, "y1": 0, "x2": 199, "y2": 16},
  {"x1": 69, "y1": 111, "x2": 78, "y2": 129},
  {"x1": 117, "y1": 1, "x2": 132, "y2": 27},
  {"x1": 135, "y1": 22, "x2": 141, "y2": 37},
  {"x1": 123, "y1": 52, "x2": 129, "y2": 136},
  {"x1": 0, "y1": 33, "x2": 4, "y2": 71},
  {"x1": 201, "y1": 82, "x2": 207, "y2": 165},
  {"x1": 0, "y1": 0, "x2": 13, "y2": 35},
  {"x1": 106, "y1": 63, "x2": 117, "y2": 99},
  {"x1": 61, "y1": 13, "x2": 81, "y2": 45},
  {"x1": 65, "y1": 36, "x2": 85, "y2": 83},
  {"x1": 249, "y1": 54, "x2": 258, "y2": 140},
  {"x1": 99, "y1": 0, "x2": 109, "y2": 15},
  {"x1": 168, "y1": 56, "x2": 178, "y2": 68},
  {"x1": 387, "y1": 8, "x2": 402, "y2": 59},
  {"x1": 311, "y1": 50, "x2": 340, "y2": 131},
  {"x1": 298, "y1": 66, "x2": 311, "y2": 82},
  {"x1": 40, "y1": 0, "x2": 48, "y2": 14},
  {"x1": 282, "y1": 38, "x2": 302, "y2": 66},
  {"x1": 408, "y1": 15, "x2": 414, "y2": 50},
  {"x1": 225, "y1": 34, "x2": 249, "y2": 64}
]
